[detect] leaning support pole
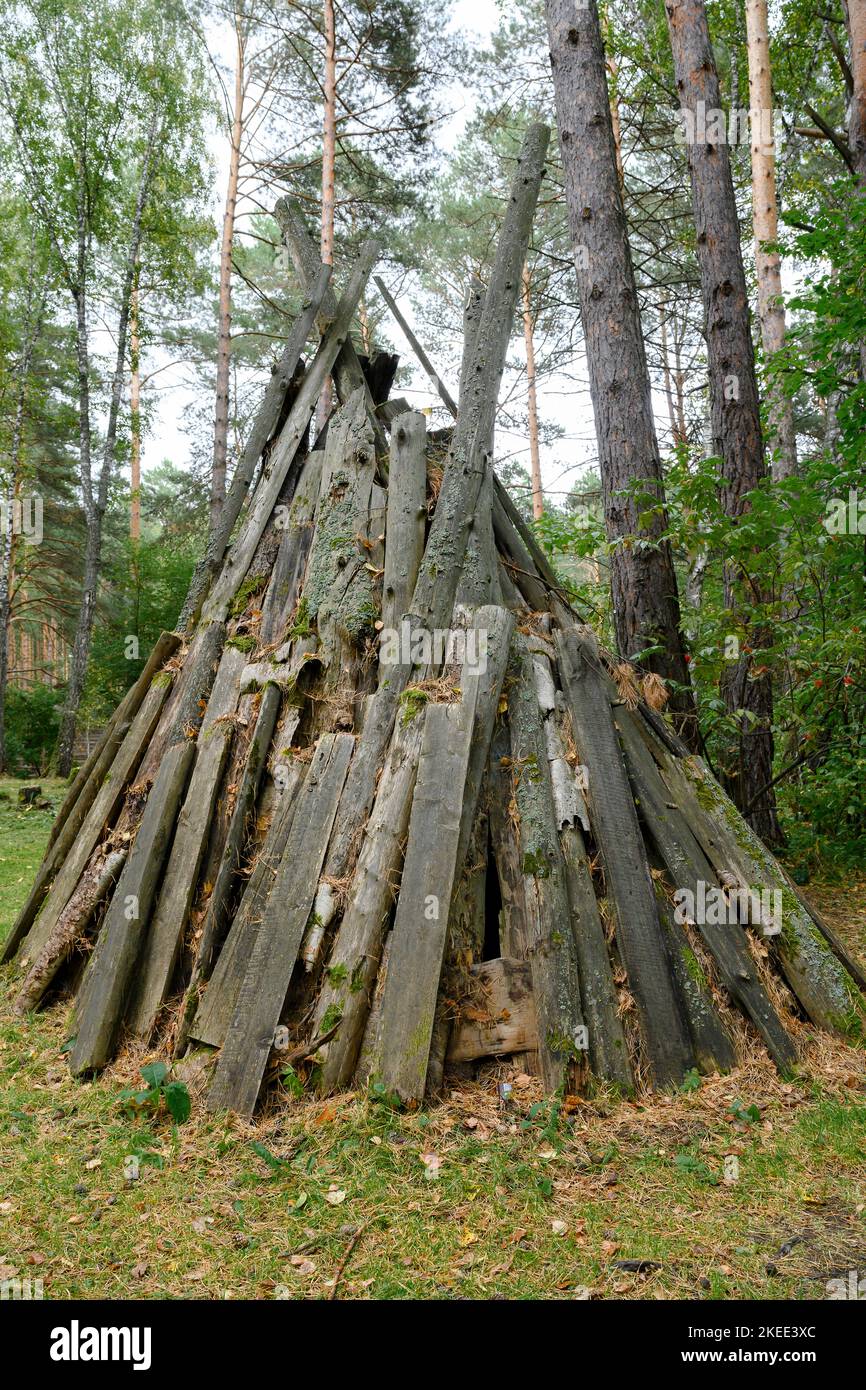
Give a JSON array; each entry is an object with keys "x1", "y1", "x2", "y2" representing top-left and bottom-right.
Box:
[
  {"x1": 556, "y1": 625, "x2": 695, "y2": 1088},
  {"x1": 178, "y1": 263, "x2": 333, "y2": 630},
  {"x1": 70, "y1": 740, "x2": 195, "y2": 1073},
  {"x1": 201, "y1": 239, "x2": 380, "y2": 624}
]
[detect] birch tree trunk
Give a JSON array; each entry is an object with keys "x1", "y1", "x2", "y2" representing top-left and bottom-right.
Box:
[
  {"x1": 211, "y1": 16, "x2": 245, "y2": 536},
  {"x1": 318, "y1": 0, "x2": 337, "y2": 431},
  {"x1": 745, "y1": 0, "x2": 797, "y2": 480},
  {"x1": 130, "y1": 262, "x2": 142, "y2": 543},
  {"x1": 665, "y1": 0, "x2": 781, "y2": 845},
  {"x1": 57, "y1": 114, "x2": 163, "y2": 776},
  {"x1": 545, "y1": 0, "x2": 698, "y2": 749},
  {"x1": 521, "y1": 264, "x2": 543, "y2": 519}
]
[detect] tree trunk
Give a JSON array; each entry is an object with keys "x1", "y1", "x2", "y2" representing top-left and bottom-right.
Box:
[
  {"x1": 545, "y1": 0, "x2": 698, "y2": 749},
  {"x1": 211, "y1": 18, "x2": 245, "y2": 536},
  {"x1": 0, "y1": 252, "x2": 43, "y2": 773},
  {"x1": 745, "y1": 0, "x2": 797, "y2": 479},
  {"x1": 318, "y1": 0, "x2": 337, "y2": 431},
  {"x1": 130, "y1": 262, "x2": 142, "y2": 541},
  {"x1": 665, "y1": 0, "x2": 781, "y2": 846},
  {"x1": 846, "y1": 0, "x2": 866, "y2": 188},
  {"x1": 57, "y1": 113, "x2": 162, "y2": 776},
  {"x1": 521, "y1": 264, "x2": 544, "y2": 519}
]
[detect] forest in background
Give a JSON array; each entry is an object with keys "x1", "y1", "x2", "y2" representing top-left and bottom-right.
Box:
[{"x1": 0, "y1": 0, "x2": 863, "y2": 879}]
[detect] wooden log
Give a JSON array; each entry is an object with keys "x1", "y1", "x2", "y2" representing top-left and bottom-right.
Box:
[
  {"x1": 615, "y1": 705, "x2": 797, "y2": 1072},
  {"x1": 44, "y1": 631, "x2": 181, "y2": 857},
  {"x1": 380, "y1": 411, "x2": 427, "y2": 639},
  {"x1": 374, "y1": 276, "x2": 459, "y2": 417},
  {"x1": 370, "y1": 699, "x2": 477, "y2": 1103},
  {"x1": 179, "y1": 264, "x2": 332, "y2": 630},
  {"x1": 69, "y1": 740, "x2": 195, "y2": 1073},
  {"x1": 207, "y1": 732, "x2": 354, "y2": 1117},
  {"x1": 447, "y1": 958, "x2": 538, "y2": 1061},
  {"x1": 655, "y1": 891, "x2": 737, "y2": 1075},
  {"x1": 560, "y1": 826, "x2": 633, "y2": 1091},
  {"x1": 201, "y1": 240, "x2": 380, "y2": 625},
  {"x1": 643, "y1": 732, "x2": 866, "y2": 1039},
  {"x1": 19, "y1": 675, "x2": 174, "y2": 969},
  {"x1": 190, "y1": 758, "x2": 307, "y2": 1048},
  {"x1": 274, "y1": 200, "x2": 388, "y2": 456},
  {"x1": 409, "y1": 126, "x2": 550, "y2": 645},
  {"x1": 312, "y1": 714, "x2": 426, "y2": 1090},
  {"x1": 13, "y1": 848, "x2": 127, "y2": 1014},
  {"x1": 127, "y1": 646, "x2": 248, "y2": 1037},
  {"x1": 488, "y1": 724, "x2": 531, "y2": 961},
  {"x1": 509, "y1": 636, "x2": 588, "y2": 1093},
  {"x1": 259, "y1": 451, "x2": 324, "y2": 645},
  {"x1": 492, "y1": 498, "x2": 550, "y2": 611},
  {"x1": 372, "y1": 603, "x2": 514, "y2": 1100},
  {"x1": 190, "y1": 682, "x2": 282, "y2": 989},
  {"x1": 555, "y1": 625, "x2": 695, "y2": 1088},
  {"x1": 2, "y1": 633, "x2": 180, "y2": 966}
]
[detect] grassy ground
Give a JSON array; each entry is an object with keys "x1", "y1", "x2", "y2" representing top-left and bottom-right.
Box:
[{"x1": 1, "y1": 784, "x2": 865, "y2": 1301}]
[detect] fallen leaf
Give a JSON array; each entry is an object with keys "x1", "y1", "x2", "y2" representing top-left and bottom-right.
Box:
[
  {"x1": 551, "y1": 1220, "x2": 568, "y2": 1237},
  {"x1": 325, "y1": 1189, "x2": 347, "y2": 1206}
]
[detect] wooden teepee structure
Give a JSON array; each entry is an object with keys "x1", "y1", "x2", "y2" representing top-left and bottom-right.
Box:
[{"x1": 5, "y1": 125, "x2": 864, "y2": 1118}]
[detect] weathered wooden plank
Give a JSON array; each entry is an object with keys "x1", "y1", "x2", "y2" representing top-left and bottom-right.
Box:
[
  {"x1": 616, "y1": 705, "x2": 797, "y2": 1072},
  {"x1": 127, "y1": 646, "x2": 247, "y2": 1038},
  {"x1": 274, "y1": 200, "x2": 388, "y2": 456},
  {"x1": 555, "y1": 625, "x2": 695, "y2": 1088},
  {"x1": 655, "y1": 892, "x2": 737, "y2": 1075},
  {"x1": 642, "y1": 728, "x2": 866, "y2": 1039},
  {"x1": 509, "y1": 637, "x2": 588, "y2": 1093},
  {"x1": 13, "y1": 847, "x2": 127, "y2": 1014},
  {"x1": 560, "y1": 826, "x2": 633, "y2": 1091},
  {"x1": 380, "y1": 411, "x2": 427, "y2": 639},
  {"x1": 201, "y1": 240, "x2": 380, "y2": 624},
  {"x1": 191, "y1": 681, "x2": 282, "y2": 987},
  {"x1": 179, "y1": 264, "x2": 332, "y2": 629},
  {"x1": 312, "y1": 714, "x2": 425, "y2": 1090},
  {"x1": 447, "y1": 958, "x2": 538, "y2": 1061},
  {"x1": 371, "y1": 700, "x2": 476, "y2": 1103},
  {"x1": 69, "y1": 740, "x2": 195, "y2": 1073},
  {"x1": 19, "y1": 675, "x2": 174, "y2": 968},
  {"x1": 45, "y1": 632, "x2": 181, "y2": 856},
  {"x1": 259, "y1": 451, "x2": 324, "y2": 645},
  {"x1": 207, "y1": 732, "x2": 354, "y2": 1117},
  {"x1": 2, "y1": 633, "x2": 181, "y2": 966},
  {"x1": 190, "y1": 758, "x2": 307, "y2": 1048}
]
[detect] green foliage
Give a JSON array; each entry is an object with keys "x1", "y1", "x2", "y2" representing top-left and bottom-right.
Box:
[
  {"x1": 3, "y1": 684, "x2": 63, "y2": 775},
  {"x1": 117, "y1": 1062, "x2": 191, "y2": 1126}
]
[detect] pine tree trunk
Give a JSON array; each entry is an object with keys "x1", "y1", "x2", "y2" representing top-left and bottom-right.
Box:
[
  {"x1": 745, "y1": 0, "x2": 797, "y2": 479},
  {"x1": 318, "y1": 0, "x2": 337, "y2": 431},
  {"x1": 665, "y1": 0, "x2": 781, "y2": 846},
  {"x1": 545, "y1": 0, "x2": 698, "y2": 749},
  {"x1": 846, "y1": 0, "x2": 866, "y2": 188},
  {"x1": 521, "y1": 264, "x2": 544, "y2": 519}
]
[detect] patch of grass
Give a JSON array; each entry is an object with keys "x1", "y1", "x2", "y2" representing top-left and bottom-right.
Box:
[{"x1": 0, "y1": 776, "x2": 64, "y2": 947}]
